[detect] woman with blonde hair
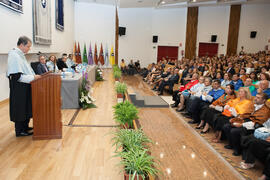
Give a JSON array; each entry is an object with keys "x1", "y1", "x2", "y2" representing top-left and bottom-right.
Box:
[
  {"x1": 46, "y1": 55, "x2": 59, "y2": 72},
  {"x1": 212, "y1": 87, "x2": 253, "y2": 143}
]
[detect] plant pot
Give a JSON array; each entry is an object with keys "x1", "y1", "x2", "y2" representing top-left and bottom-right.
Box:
[
  {"x1": 115, "y1": 77, "x2": 120, "y2": 81},
  {"x1": 120, "y1": 123, "x2": 130, "y2": 129},
  {"x1": 117, "y1": 93, "x2": 124, "y2": 98},
  {"x1": 124, "y1": 172, "x2": 149, "y2": 180}
]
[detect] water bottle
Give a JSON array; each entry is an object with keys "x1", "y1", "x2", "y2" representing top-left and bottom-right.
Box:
[{"x1": 72, "y1": 69, "x2": 75, "y2": 78}]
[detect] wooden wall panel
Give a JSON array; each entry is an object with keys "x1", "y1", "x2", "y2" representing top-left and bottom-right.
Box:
[
  {"x1": 115, "y1": 7, "x2": 119, "y2": 65},
  {"x1": 185, "y1": 7, "x2": 198, "y2": 60},
  {"x1": 227, "y1": 5, "x2": 241, "y2": 56}
]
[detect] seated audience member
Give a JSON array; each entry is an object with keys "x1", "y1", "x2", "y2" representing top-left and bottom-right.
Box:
[
  {"x1": 250, "y1": 71, "x2": 259, "y2": 84},
  {"x1": 157, "y1": 68, "x2": 179, "y2": 95},
  {"x1": 66, "y1": 54, "x2": 76, "y2": 69},
  {"x1": 57, "y1": 53, "x2": 68, "y2": 71},
  {"x1": 183, "y1": 77, "x2": 212, "y2": 120},
  {"x1": 212, "y1": 87, "x2": 253, "y2": 143},
  {"x1": 46, "y1": 55, "x2": 59, "y2": 72},
  {"x1": 261, "y1": 67, "x2": 270, "y2": 76},
  {"x1": 171, "y1": 73, "x2": 199, "y2": 108},
  {"x1": 198, "y1": 84, "x2": 236, "y2": 133},
  {"x1": 36, "y1": 55, "x2": 49, "y2": 75},
  {"x1": 209, "y1": 67, "x2": 217, "y2": 79},
  {"x1": 127, "y1": 60, "x2": 136, "y2": 75},
  {"x1": 226, "y1": 62, "x2": 235, "y2": 76},
  {"x1": 256, "y1": 72, "x2": 270, "y2": 86},
  {"x1": 141, "y1": 63, "x2": 155, "y2": 78},
  {"x1": 152, "y1": 67, "x2": 171, "y2": 90},
  {"x1": 215, "y1": 72, "x2": 223, "y2": 82},
  {"x1": 246, "y1": 62, "x2": 254, "y2": 74},
  {"x1": 134, "y1": 60, "x2": 141, "y2": 73},
  {"x1": 203, "y1": 65, "x2": 210, "y2": 77},
  {"x1": 223, "y1": 93, "x2": 270, "y2": 156},
  {"x1": 148, "y1": 66, "x2": 164, "y2": 84},
  {"x1": 252, "y1": 80, "x2": 270, "y2": 98},
  {"x1": 239, "y1": 68, "x2": 248, "y2": 82},
  {"x1": 145, "y1": 65, "x2": 162, "y2": 83},
  {"x1": 243, "y1": 78, "x2": 256, "y2": 95},
  {"x1": 221, "y1": 73, "x2": 231, "y2": 88},
  {"x1": 182, "y1": 68, "x2": 193, "y2": 85},
  {"x1": 188, "y1": 79, "x2": 224, "y2": 124},
  {"x1": 176, "y1": 76, "x2": 205, "y2": 111},
  {"x1": 240, "y1": 123, "x2": 270, "y2": 180},
  {"x1": 230, "y1": 74, "x2": 244, "y2": 91},
  {"x1": 120, "y1": 59, "x2": 127, "y2": 73},
  {"x1": 198, "y1": 62, "x2": 205, "y2": 73}
]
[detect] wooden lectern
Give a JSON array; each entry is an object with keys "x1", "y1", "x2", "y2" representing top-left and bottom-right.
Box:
[{"x1": 31, "y1": 73, "x2": 62, "y2": 140}]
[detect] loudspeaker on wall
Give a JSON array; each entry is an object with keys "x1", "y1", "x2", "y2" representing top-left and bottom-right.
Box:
[
  {"x1": 119, "y1": 27, "x2": 126, "y2": 36},
  {"x1": 153, "y1": 36, "x2": 158, "y2": 43},
  {"x1": 250, "y1": 31, "x2": 257, "y2": 38},
  {"x1": 211, "y1": 35, "x2": 217, "y2": 42}
]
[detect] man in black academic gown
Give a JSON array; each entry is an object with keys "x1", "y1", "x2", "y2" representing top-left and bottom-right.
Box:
[
  {"x1": 56, "y1": 53, "x2": 68, "y2": 71},
  {"x1": 7, "y1": 36, "x2": 41, "y2": 137}
]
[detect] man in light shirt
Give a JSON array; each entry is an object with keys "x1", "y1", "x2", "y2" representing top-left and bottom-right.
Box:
[{"x1": 7, "y1": 36, "x2": 41, "y2": 137}]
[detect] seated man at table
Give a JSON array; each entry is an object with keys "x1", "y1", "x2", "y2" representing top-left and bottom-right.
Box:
[
  {"x1": 57, "y1": 53, "x2": 68, "y2": 71},
  {"x1": 36, "y1": 55, "x2": 49, "y2": 75},
  {"x1": 66, "y1": 54, "x2": 76, "y2": 69}
]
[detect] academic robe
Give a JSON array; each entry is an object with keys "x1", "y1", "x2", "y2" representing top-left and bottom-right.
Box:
[
  {"x1": 7, "y1": 48, "x2": 35, "y2": 122},
  {"x1": 9, "y1": 73, "x2": 32, "y2": 122}
]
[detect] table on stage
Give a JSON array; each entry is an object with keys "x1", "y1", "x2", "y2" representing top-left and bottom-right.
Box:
[{"x1": 61, "y1": 65, "x2": 96, "y2": 109}]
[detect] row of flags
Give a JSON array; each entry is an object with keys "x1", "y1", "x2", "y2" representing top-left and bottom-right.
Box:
[{"x1": 73, "y1": 42, "x2": 115, "y2": 66}]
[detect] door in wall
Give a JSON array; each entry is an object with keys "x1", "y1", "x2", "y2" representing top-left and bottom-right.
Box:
[
  {"x1": 157, "y1": 46, "x2": 178, "y2": 63},
  {"x1": 198, "y1": 43, "x2": 219, "y2": 57}
]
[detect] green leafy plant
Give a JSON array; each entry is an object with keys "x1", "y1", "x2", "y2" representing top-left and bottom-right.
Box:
[
  {"x1": 113, "y1": 101, "x2": 138, "y2": 128},
  {"x1": 115, "y1": 82, "x2": 127, "y2": 94},
  {"x1": 111, "y1": 129, "x2": 152, "y2": 152},
  {"x1": 113, "y1": 69, "x2": 122, "y2": 79},
  {"x1": 115, "y1": 148, "x2": 160, "y2": 180}
]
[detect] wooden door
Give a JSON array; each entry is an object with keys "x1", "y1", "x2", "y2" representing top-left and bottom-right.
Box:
[
  {"x1": 198, "y1": 43, "x2": 219, "y2": 57},
  {"x1": 157, "y1": 46, "x2": 178, "y2": 63}
]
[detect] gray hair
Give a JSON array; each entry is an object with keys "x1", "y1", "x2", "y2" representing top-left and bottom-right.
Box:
[
  {"x1": 205, "y1": 77, "x2": 212, "y2": 83},
  {"x1": 17, "y1": 36, "x2": 32, "y2": 46}
]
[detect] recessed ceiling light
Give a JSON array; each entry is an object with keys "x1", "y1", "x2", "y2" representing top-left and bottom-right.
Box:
[
  {"x1": 161, "y1": 1, "x2": 166, "y2": 4},
  {"x1": 192, "y1": 0, "x2": 197, "y2": 2}
]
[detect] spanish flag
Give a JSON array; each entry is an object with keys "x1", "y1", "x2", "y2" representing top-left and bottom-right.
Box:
[
  {"x1": 109, "y1": 46, "x2": 115, "y2": 65},
  {"x1": 94, "y1": 43, "x2": 98, "y2": 65}
]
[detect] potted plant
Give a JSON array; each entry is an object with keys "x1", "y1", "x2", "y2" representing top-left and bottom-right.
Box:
[
  {"x1": 115, "y1": 148, "x2": 160, "y2": 180},
  {"x1": 115, "y1": 82, "x2": 127, "y2": 101},
  {"x1": 113, "y1": 101, "x2": 138, "y2": 129},
  {"x1": 111, "y1": 129, "x2": 152, "y2": 152},
  {"x1": 114, "y1": 70, "x2": 122, "y2": 81}
]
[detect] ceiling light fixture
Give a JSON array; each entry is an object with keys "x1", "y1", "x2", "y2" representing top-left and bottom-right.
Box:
[{"x1": 161, "y1": 1, "x2": 166, "y2": 4}]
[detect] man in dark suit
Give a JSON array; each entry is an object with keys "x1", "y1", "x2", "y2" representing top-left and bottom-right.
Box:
[
  {"x1": 158, "y1": 68, "x2": 179, "y2": 95},
  {"x1": 226, "y1": 62, "x2": 235, "y2": 76},
  {"x1": 36, "y1": 55, "x2": 49, "y2": 75},
  {"x1": 57, "y1": 53, "x2": 68, "y2": 71}
]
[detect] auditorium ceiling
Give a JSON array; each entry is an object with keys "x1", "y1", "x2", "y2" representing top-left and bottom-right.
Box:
[{"x1": 75, "y1": 0, "x2": 270, "y2": 8}]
